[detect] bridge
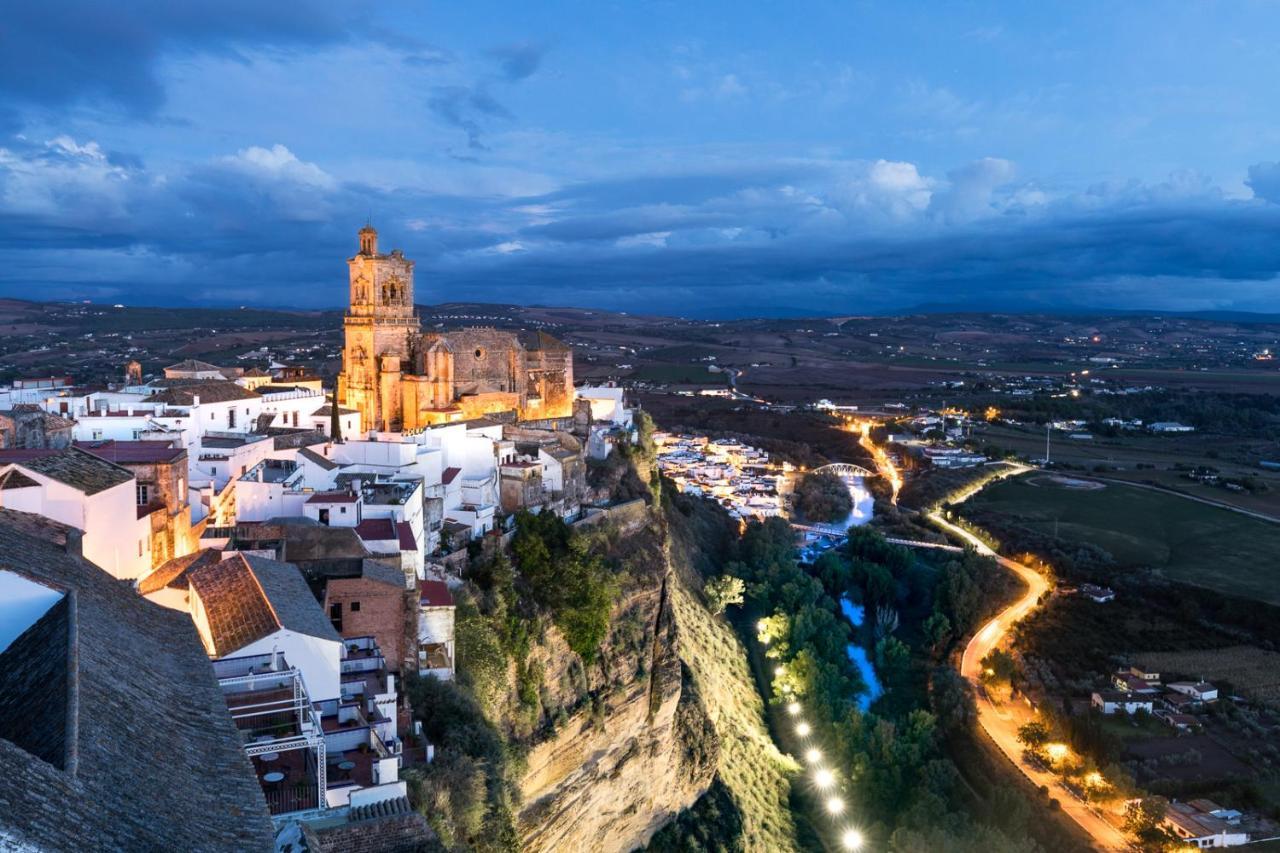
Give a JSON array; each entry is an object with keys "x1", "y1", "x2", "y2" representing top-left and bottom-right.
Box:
[{"x1": 811, "y1": 462, "x2": 877, "y2": 478}]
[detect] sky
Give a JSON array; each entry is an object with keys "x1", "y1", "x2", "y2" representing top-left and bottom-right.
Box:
[{"x1": 4, "y1": 1, "x2": 1280, "y2": 318}]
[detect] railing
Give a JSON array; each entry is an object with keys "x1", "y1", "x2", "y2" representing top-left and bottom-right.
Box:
[{"x1": 262, "y1": 774, "x2": 320, "y2": 815}]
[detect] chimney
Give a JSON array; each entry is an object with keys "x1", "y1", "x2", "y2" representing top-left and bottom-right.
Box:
[{"x1": 64, "y1": 528, "x2": 83, "y2": 557}]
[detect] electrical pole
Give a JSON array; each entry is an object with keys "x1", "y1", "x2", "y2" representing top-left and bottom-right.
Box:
[{"x1": 1044, "y1": 422, "x2": 1051, "y2": 465}]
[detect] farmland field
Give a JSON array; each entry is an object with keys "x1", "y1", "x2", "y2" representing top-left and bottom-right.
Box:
[
  {"x1": 1135, "y1": 646, "x2": 1280, "y2": 708},
  {"x1": 967, "y1": 475, "x2": 1280, "y2": 604}
]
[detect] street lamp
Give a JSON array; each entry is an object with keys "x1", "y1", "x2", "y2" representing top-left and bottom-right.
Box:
[
  {"x1": 786, "y1": 701, "x2": 801, "y2": 716},
  {"x1": 804, "y1": 748, "x2": 821, "y2": 764},
  {"x1": 813, "y1": 768, "x2": 834, "y2": 789},
  {"x1": 840, "y1": 828, "x2": 864, "y2": 850},
  {"x1": 825, "y1": 796, "x2": 845, "y2": 815},
  {"x1": 795, "y1": 721, "x2": 811, "y2": 737}
]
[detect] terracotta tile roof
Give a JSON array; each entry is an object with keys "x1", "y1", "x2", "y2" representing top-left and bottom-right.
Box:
[
  {"x1": 419, "y1": 580, "x2": 454, "y2": 608},
  {"x1": 442, "y1": 467, "x2": 461, "y2": 485},
  {"x1": 310, "y1": 405, "x2": 359, "y2": 417},
  {"x1": 187, "y1": 553, "x2": 340, "y2": 657},
  {"x1": 354, "y1": 518, "x2": 396, "y2": 542},
  {"x1": 517, "y1": 329, "x2": 571, "y2": 352},
  {"x1": 0, "y1": 408, "x2": 77, "y2": 430},
  {"x1": 75, "y1": 439, "x2": 186, "y2": 465},
  {"x1": 298, "y1": 447, "x2": 338, "y2": 470},
  {"x1": 0, "y1": 509, "x2": 275, "y2": 852},
  {"x1": 358, "y1": 559, "x2": 407, "y2": 588},
  {"x1": 144, "y1": 379, "x2": 259, "y2": 404},
  {"x1": 0, "y1": 447, "x2": 133, "y2": 495},
  {"x1": 136, "y1": 548, "x2": 222, "y2": 595},
  {"x1": 0, "y1": 468, "x2": 39, "y2": 490},
  {"x1": 187, "y1": 554, "x2": 279, "y2": 656},
  {"x1": 307, "y1": 491, "x2": 358, "y2": 504},
  {"x1": 395, "y1": 521, "x2": 416, "y2": 551},
  {"x1": 164, "y1": 358, "x2": 222, "y2": 372}
]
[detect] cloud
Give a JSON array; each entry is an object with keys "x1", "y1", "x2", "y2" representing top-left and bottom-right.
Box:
[
  {"x1": 4, "y1": 133, "x2": 1280, "y2": 318},
  {"x1": 427, "y1": 85, "x2": 515, "y2": 150},
  {"x1": 1246, "y1": 161, "x2": 1280, "y2": 204},
  {"x1": 0, "y1": 1, "x2": 351, "y2": 128},
  {"x1": 486, "y1": 41, "x2": 547, "y2": 81},
  {"x1": 929, "y1": 157, "x2": 1017, "y2": 223}
]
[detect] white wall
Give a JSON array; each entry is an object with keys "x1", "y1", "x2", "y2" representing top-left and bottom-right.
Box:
[
  {"x1": 238, "y1": 630, "x2": 342, "y2": 705},
  {"x1": 0, "y1": 467, "x2": 149, "y2": 579}
]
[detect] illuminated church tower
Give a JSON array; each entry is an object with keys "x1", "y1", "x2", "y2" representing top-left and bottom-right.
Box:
[{"x1": 338, "y1": 225, "x2": 421, "y2": 432}]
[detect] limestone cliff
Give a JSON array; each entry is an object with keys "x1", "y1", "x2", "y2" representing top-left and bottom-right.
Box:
[
  {"x1": 505, "y1": 497, "x2": 799, "y2": 852},
  {"x1": 510, "y1": 521, "x2": 718, "y2": 852}
]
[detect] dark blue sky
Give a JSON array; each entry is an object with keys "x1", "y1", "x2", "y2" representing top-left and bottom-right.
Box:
[{"x1": 3, "y1": 1, "x2": 1280, "y2": 317}]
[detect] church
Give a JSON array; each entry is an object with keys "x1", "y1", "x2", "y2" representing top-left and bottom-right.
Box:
[{"x1": 337, "y1": 225, "x2": 575, "y2": 433}]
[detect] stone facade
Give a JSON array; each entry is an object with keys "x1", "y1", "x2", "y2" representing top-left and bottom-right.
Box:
[
  {"x1": 337, "y1": 226, "x2": 573, "y2": 433},
  {"x1": 0, "y1": 407, "x2": 75, "y2": 449}
]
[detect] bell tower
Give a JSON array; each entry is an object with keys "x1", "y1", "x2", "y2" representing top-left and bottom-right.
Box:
[{"x1": 338, "y1": 225, "x2": 421, "y2": 432}]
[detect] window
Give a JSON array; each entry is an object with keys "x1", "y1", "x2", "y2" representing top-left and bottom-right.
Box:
[
  {"x1": 329, "y1": 602, "x2": 342, "y2": 631},
  {"x1": 91, "y1": 430, "x2": 103, "y2": 440},
  {"x1": 292, "y1": 412, "x2": 299, "y2": 427},
  {"x1": 137, "y1": 540, "x2": 143, "y2": 557},
  {"x1": 339, "y1": 506, "x2": 347, "y2": 514},
  {"x1": 178, "y1": 477, "x2": 185, "y2": 493},
  {"x1": 132, "y1": 429, "x2": 143, "y2": 439},
  {"x1": 136, "y1": 484, "x2": 150, "y2": 506},
  {"x1": 350, "y1": 601, "x2": 361, "y2": 612},
  {"x1": 228, "y1": 408, "x2": 236, "y2": 429}
]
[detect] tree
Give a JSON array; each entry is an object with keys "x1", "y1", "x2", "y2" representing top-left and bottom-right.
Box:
[
  {"x1": 875, "y1": 636, "x2": 911, "y2": 689},
  {"x1": 930, "y1": 667, "x2": 975, "y2": 734},
  {"x1": 703, "y1": 574, "x2": 745, "y2": 615},
  {"x1": 792, "y1": 469, "x2": 853, "y2": 523},
  {"x1": 1016, "y1": 721, "x2": 1050, "y2": 750},
  {"x1": 923, "y1": 611, "x2": 952, "y2": 653},
  {"x1": 1122, "y1": 797, "x2": 1170, "y2": 847},
  {"x1": 981, "y1": 648, "x2": 1018, "y2": 684},
  {"x1": 329, "y1": 383, "x2": 343, "y2": 442}
]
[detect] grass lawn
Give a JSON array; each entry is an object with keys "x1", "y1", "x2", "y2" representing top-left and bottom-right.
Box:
[{"x1": 969, "y1": 476, "x2": 1280, "y2": 604}]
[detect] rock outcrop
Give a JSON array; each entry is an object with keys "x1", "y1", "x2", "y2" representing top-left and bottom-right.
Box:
[{"x1": 513, "y1": 523, "x2": 717, "y2": 852}]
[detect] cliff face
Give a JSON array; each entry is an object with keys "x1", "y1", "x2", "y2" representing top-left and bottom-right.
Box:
[{"x1": 512, "y1": 523, "x2": 718, "y2": 853}]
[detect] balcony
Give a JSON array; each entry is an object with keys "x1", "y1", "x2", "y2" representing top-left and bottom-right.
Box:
[{"x1": 215, "y1": 655, "x2": 327, "y2": 817}]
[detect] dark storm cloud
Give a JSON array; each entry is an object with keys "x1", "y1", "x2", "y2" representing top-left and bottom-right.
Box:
[
  {"x1": 0, "y1": 1, "x2": 353, "y2": 126},
  {"x1": 6, "y1": 133, "x2": 1280, "y2": 316}
]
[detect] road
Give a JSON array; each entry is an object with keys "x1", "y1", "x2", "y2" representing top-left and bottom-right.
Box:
[{"x1": 931, "y1": 509, "x2": 1132, "y2": 852}]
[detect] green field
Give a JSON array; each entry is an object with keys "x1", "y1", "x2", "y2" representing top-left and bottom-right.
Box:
[{"x1": 969, "y1": 475, "x2": 1280, "y2": 604}]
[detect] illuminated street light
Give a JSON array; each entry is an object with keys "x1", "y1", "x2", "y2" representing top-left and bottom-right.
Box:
[
  {"x1": 840, "y1": 828, "x2": 864, "y2": 850},
  {"x1": 786, "y1": 701, "x2": 801, "y2": 716},
  {"x1": 795, "y1": 721, "x2": 811, "y2": 737},
  {"x1": 804, "y1": 748, "x2": 822, "y2": 764},
  {"x1": 825, "y1": 796, "x2": 845, "y2": 815},
  {"x1": 774, "y1": 666, "x2": 785, "y2": 677},
  {"x1": 813, "y1": 768, "x2": 834, "y2": 789},
  {"x1": 1046, "y1": 743, "x2": 1069, "y2": 762}
]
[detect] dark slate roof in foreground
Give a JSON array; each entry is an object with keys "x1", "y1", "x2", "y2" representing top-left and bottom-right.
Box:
[{"x1": 0, "y1": 509, "x2": 274, "y2": 853}]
